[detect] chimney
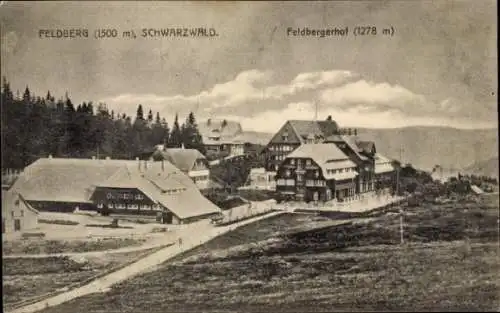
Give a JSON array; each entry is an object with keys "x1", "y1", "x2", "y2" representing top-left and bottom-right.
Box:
[
  {"x1": 136, "y1": 157, "x2": 141, "y2": 170},
  {"x1": 161, "y1": 159, "x2": 164, "y2": 171},
  {"x1": 144, "y1": 160, "x2": 148, "y2": 170},
  {"x1": 105, "y1": 156, "x2": 111, "y2": 160},
  {"x1": 348, "y1": 128, "x2": 352, "y2": 136},
  {"x1": 48, "y1": 154, "x2": 53, "y2": 159},
  {"x1": 354, "y1": 129, "x2": 358, "y2": 136},
  {"x1": 92, "y1": 156, "x2": 96, "y2": 160},
  {"x1": 181, "y1": 143, "x2": 185, "y2": 149}
]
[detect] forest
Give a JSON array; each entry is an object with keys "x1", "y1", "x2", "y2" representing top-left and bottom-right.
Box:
[{"x1": 1, "y1": 77, "x2": 205, "y2": 170}]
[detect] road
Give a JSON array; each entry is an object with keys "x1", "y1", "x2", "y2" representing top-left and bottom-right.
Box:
[{"x1": 9, "y1": 210, "x2": 284, "y2": 313}]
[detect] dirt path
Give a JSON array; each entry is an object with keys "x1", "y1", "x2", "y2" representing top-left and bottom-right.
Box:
[{"x1": 9, "y1": 211, "x2": 285, "y2": 313}]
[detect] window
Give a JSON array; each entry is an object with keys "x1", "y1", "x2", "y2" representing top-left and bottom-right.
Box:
[
  {"x1": 15, "y1": 200, "x2": 20, "y2": 206},
  {"x1": 20, "y1": 210, "x2": 24, "y2": 217},
  {"x1": 297, "y1": 174, "x2": 303, "y2": 182},
  {"x1": 306, "y1": 159, "x2": 311, "y2": 166},
  {"x1": 135, "y1": 194, "x2": 144, "y2": 200},
  {"x1": 11, "y1": 211, "x2": 14, "y2": 218},
  {"x1": 290, "y1": 159, "x2": 295, "y2": 165}
]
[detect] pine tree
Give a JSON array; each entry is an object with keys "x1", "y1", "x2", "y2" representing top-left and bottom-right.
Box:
[
  {"x1": 23, "y1": 86, "x2": 31, "y2": 103},
  {"x1": 147, "y1": 109, "x2": 153, "y2": 123},
  {"x1": 136, "y1": 104, "x2": 144, "y2": 121},
  {"x1": 168, "y1": 114, "x2": 182, "y2": 148},
  {"x1": 181, "y1": 112, "x2": 205, "y2": 154}
]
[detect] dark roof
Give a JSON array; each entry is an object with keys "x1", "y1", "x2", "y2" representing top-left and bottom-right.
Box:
[
  {"x1": 357, "y1": 141, "x2": 376, "y2": 154},
  {"x1": 317, "y1": 120, "x2": 340, "y2": 137},
  {"x1": 287, "y1": 120, "x2": 339, "y2": 143}
]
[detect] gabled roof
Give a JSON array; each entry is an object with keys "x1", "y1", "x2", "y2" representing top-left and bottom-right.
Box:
[
  {"x1": 325, "y1": 135, "x2": 369, "y2": 161},
  {"x1": 198, "y1": 119, "x2": 243, "y2": 143},
  {"x1": 2, "y1": 190, "x2": 39, "y2": 215},
  {"x1": 374, "y1": 153, "x2": 393, "y2": 165},
  {"x1": 11, "y1": 158, "x2": 221, "y2": 220},
  {"x1": 152, "y1": 148, "x2": 206, "y2": 172},
  {"x1": 11, "y1": 158, "x2": 126, "y2": 203},
  {"x1": 287, "y1": 120, "x2": 339, "y2": 143},
  {"x1": 287, "y1": 144, "x2": 355, "y2": 168},
  {"x1": 286, "y1": 144, "x2": 357, "y2": 179}
]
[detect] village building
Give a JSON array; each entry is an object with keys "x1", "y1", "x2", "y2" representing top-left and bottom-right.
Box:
[
  {"x1": 324, "y1": 134, "x2": 377, "y2": 194},
  {"x1": 2, "y1": 190, "x2": 39, "y2": 234},
  {"x1": 198, "y1": 118, "x2": 243, "y2": 155},
  {"x1": 275, "y1": 144, "x2": 358, "y2": 202},
  {"x1": 150, "y1": 148, "x2": 211, "y2": 189},
  {"x1": 9, "y1": 157, "x2": 222, "y2": 224},
  {"x1": 373, "y1": 153, "x2": 396, "y2": 191},
  {"x1": 264, "y1": 119, "x2": 340, "y2": 172}
]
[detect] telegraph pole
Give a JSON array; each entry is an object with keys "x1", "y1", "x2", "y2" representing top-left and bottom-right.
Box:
[{"x1": 398, "y1": 145, "x2": 404, "y2": 245}]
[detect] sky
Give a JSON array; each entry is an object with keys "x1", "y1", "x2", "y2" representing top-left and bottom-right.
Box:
[{"x1": 1, "y1": 1, "x2": 497, "y2": 133}]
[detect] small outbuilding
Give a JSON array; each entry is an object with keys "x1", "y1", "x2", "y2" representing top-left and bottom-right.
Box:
[{"x1": 2, "y1": 190, "x2": 39, "y2": 233}]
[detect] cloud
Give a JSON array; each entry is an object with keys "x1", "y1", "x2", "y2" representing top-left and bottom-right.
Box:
[{"x1": 100, "y1": 69, "x2": 496, "y2": 131}]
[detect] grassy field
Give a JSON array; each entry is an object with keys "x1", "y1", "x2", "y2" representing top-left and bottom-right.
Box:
[
  {"x1": 37, "y1": 196, "x2": 500, "y2": 312},
  {"x1": 2, "y1": 237, "x2": 146, "y2": 255},
  {"x1": 2, "y1": 247, "x2": 166, "y2": 308}
]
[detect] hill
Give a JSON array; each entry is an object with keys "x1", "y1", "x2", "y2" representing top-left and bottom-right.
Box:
[
  {"x1": 463, "y1": 156, "x2": 499, "y2": 178},
  {"x1": 357, "y1": 126, "x2": 498, "y2": 171}
]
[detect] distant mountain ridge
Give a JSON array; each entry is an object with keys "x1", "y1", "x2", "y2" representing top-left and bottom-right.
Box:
[
  {"x1": 463, "y1": 156, "x2": 499, "y2": 178},
  {"x1": 357, "y1": 126, "x2": 498, "y2": 172},
  {"x1": 251, "y1": 126, "x2": 498, "y2": 173}
]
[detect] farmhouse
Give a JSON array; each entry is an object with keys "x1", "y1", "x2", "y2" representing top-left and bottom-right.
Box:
[
  {"x1": 151, "y1": 148, "x2": 211, "y2": 189},
  {"x1": 2, "y1": 190, "x2": 39, "y2": 234},
  {"x1": 275, "y1": 144, "x2": 358, "y2": 202},
  {"x1": 10, "y1": 157, "x2": 222, "y2": 224}
]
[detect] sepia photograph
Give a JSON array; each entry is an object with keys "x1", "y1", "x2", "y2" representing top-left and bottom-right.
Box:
[{"x1": 1, "y1": 1, "x2": 498, "y2": 312}]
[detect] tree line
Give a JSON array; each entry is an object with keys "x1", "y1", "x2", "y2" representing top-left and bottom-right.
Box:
[{"x1": 1, "y1": 78, "x2": 205, "y2": 170}]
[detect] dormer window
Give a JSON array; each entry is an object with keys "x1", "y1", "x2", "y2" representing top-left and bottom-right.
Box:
[
  {"x1": 282, "y1": 132, "x2": 289, "y2": 141},
  {"x1": 290, "y1": 159, "x2": 295, "y2": 165}
]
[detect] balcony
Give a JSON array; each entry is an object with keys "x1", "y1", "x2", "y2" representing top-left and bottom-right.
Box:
[
  {"x1": 276, "y1": 179, "x2": 295, "y2": 186},
  {"x1": 305, "y1": 180, "x2": 326, "y2": 187}
]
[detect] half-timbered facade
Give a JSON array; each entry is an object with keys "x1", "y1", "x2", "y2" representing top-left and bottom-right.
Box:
[
  {"x1": 275, "y1": 144, "x2": 358, "y2": 202},
  {"x1": 264, "y1": 119, "x2": 340, "y2": 172}
]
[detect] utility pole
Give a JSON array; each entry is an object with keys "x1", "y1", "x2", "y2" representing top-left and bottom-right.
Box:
[{"x1": 397, "y1": 145, "x2": 404, "y2": 245}]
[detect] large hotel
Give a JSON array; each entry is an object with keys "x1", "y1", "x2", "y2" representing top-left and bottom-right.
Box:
[{"x1": 264, "y1": 118, "x2": 396, "y2": 203}]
